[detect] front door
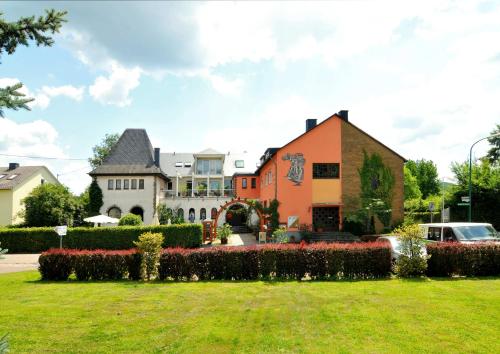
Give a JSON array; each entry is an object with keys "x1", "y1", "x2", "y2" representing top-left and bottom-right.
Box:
[{"x1": 312, "y1": 207, "x2": 339, "y2": 232}]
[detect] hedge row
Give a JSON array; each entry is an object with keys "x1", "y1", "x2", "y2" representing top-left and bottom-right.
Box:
[
  {"x1": 427, "y1": 243, "x2": 500, "y2": 277},
  {"x1": 39, "y1": 249, "x2": 141, "y2": 281},
  {"x1": 159, "y1": 242, "x2": 392, "y2": 280},
  {"x1": 0, "y1": 224, "x2": 202, "y2": 253}
]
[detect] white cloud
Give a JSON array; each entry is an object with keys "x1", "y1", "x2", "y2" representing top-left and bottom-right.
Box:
[
  {"x1": 206, "y1": 73, "x2": 244, "y2": 96},
  {"x1": 89, "y1": 62, "x2": 142, "y2": 107},
  {"x1": 0, "y1": 78, "x2": 84, "y2": 110},
  {"x1": 0, "y1": 118, "x2": 90, "y2": 194}
]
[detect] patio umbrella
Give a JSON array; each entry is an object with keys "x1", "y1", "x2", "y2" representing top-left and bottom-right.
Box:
[{"x1": 83, "y1": 214, "x2": 119, "y2": 226}]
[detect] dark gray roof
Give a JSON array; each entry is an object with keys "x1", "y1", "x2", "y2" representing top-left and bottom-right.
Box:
[
  {"x1": 89, "y1": 129, "x2": 168, "y2": 179},
  {"x1": 0, "y1": 166, "x2": 56, "y2": 190}
]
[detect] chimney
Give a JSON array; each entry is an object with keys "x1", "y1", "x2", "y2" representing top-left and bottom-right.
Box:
[
  {"x1": 154, "y1": 148, "x2": 160, "y2": 167},
  {"x1": 306, "y1": 119, "x2": 317, "y2": 132},
  {"x1": 338, "y1": 110, "x2": 349, "y2": 122},
  {"x1": 8, "y1": 162, "x2": 19, "y2": 170}
]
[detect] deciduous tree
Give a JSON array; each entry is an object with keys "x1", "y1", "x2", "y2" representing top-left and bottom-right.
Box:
[
  {"x1": 89, "y1": 133, "x2": 120, "y2": 169},
  {"x1": 405, "y1": 159, "x2": 440, "y2": 198}
]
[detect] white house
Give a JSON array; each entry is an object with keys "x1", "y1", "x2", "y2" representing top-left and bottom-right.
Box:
[{"x1": 89, "y1": 129, "x2": 256, "y2": 225}]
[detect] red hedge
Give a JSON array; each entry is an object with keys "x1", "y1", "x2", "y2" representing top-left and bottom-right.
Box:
[
  {"x1": 158, "y1": 242, "x2": 392, "y2": 281},
  {"x1": 39, "y1": 249, "x2": 141, "y2": 281},
  {"x1": 426, "y1": 242, "x2": 500, "y2": 277}
]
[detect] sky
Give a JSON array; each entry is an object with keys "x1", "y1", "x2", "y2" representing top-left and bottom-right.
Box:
[{"x1": 1, "y1": 1, "x2": 499, "y2": 194}]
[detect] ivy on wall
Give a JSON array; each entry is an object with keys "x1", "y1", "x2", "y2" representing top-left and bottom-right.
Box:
[{"x1": 358, "y1": 150, "x2": 395, "y2": 228}]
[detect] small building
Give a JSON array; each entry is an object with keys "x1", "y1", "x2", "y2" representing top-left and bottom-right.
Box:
[{"x1": 0, "y1": 163, "x2": 59, "y2": 226}]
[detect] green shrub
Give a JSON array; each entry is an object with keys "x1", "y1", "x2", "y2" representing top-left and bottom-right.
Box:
[
  {"x1": 134, "y1": 232, "x2": 164, "y2": 280},
  {"x1": 272, "y1": 227, "x2": 288, "y2": 243},
  {"x1": 0, "y1": 333, "x2": 8, "y2": 354},
  {"x1": 0, "y1": 242, "x2": 7, "y2": 259},
  {"x1": 392, "y1": 224, "x2": 429, "y2": 277},
  {"x1": 217, "y1": 224, "x2": 232, "y2": 241},
  {"x1": 118, "y1": 213, "x2": 143, "y2": 226},
  {"x1": 0, "y1": 224, "x2": 202, "y2": 253}
]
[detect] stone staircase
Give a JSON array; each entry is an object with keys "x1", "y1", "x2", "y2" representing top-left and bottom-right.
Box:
[
  {"x1": 309, "y1": 232, "x2": 360, "y2": 243},
  {"x1": 231, "y1": 225, "x2": 252, "y2": 234}
]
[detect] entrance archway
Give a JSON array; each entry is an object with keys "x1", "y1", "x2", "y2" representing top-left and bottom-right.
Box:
[
  {"x1": 225, "y1": 204, "x2": 247, "y2": 226},
  {"x1": 130, "y1": 206, "x2": 144, "y2": 221},
  {"x1": 210, "y1": 198, "x2": 266, "y2": 241}
]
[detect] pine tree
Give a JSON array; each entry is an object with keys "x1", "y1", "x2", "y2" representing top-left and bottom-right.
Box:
[{"x1": 0, "y1": 9, "x2": 67, "y2": 117}]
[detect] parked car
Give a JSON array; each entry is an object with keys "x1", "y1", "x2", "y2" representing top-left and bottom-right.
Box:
[
  {"x1": 419, "y1": 222, "x2": 499, "y2": 244},
  {"x1": 378, "y1": 235, "x2": 427, "y2": 261}
]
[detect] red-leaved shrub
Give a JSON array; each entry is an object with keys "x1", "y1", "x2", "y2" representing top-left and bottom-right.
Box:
[
  {"x1": 158, "y1": 242, "x2": 392, "y2": 281},
  {"x1": 39, "y1": 249, "x2": 141, "y2": 281},
  {"x1": 426, "y1": 242, "x2": 500, "y2": 277}
]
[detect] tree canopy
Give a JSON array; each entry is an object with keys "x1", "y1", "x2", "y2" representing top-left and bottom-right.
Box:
[
  {"x1": 0, "y1": 9, "x2": 67, "y2": 117},
  {"x1": 405, "y1": 159, "x2": 440, "y2": 199},
  {"x1": 89, "y1": 133, "x2": 120, "y2": 169},
  {"x1": 486, "y1": 124, "x2": 500, "y2": 164},
  {"x1": 22, "y1": 183, "x2": 77, "y2": 227},
  {"x1": 403, "y1": 165, "x2": 422, "y2": 200}
]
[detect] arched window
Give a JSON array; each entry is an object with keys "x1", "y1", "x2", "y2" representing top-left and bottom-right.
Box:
[
  {"x1": 200, "y1": 208, "x2": 207, "y2": 220},
  {"x1": 107, "y1": 206, "x2": 121, "y2": 219},
  {"x1": 188, "y1": 208, "x2": 195, "y2": 223},
  {"x1": 211, "y1": 208, "x2": 217, "y2": 219},
  {"x1": 177, "y1": 208, "x2": 184, "y2": 221}
]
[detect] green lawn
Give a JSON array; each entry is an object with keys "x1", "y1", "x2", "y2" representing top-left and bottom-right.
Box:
[{"x1": 1, "y1": 272, "x2": 499, "y2": 353}]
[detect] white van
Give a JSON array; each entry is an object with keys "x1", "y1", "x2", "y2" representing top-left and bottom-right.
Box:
[{"x1": 419, "y1": 222, "x2": 499, "y2": 244}]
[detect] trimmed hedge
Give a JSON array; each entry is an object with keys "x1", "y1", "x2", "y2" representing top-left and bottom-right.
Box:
[
  {"x1": 39, "y1": 249, "x2": 141, "y2": 281},
  {"x1": 0, "y1": 224, "x2": 202, "y2": 253},
  {"x1": 427, "y1": 243, "x2": 500, "y2": 277},
  {"x1": 158, "y1": 242, "x2": 392, "y2": 281}
]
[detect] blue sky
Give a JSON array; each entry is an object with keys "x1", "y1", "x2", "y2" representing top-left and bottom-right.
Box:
[{"x1": 1, "y1": 1, "x2": 499, "y2": 193}]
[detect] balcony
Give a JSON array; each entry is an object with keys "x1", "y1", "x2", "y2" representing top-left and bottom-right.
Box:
[{"x1": 162, "y1": 189, "x2": 235, "y2": 199}]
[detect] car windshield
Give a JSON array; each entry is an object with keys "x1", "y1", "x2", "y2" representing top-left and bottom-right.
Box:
[{"x1": 453, "y1": 225, "x2": 499, "y2": 241}]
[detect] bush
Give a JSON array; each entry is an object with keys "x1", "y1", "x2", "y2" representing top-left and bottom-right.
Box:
[
  {"x1": 0, "y1": 224, "x2": 202, "y2": 253},
  {"x1": 272, "y1": 227, "x2": 288, "y2": 243},
  {"x1": 426, "y1": 243, "x2": 500, "y2": 277},
  {"x1": 119, "y1": 213, "x2": 143, "y2": 226},
  {"x1": 0, "y1": 242, "x2": 7, "y2": 259},
  {"x1": 38, "y1": 249, "x2": 142, "y2": 281},
  {"x1": 158, "y1": 242, "x2": 392, "y2": 281},
  {"x1": 134, "y1": 232, "x2": 164, "y2": 280},
  {"x1": 392, "y1": 224, "x2": 429, "y2": 277}
]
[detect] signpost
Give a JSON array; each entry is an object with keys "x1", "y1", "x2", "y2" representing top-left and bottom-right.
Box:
[
  {"x1": 442, "y1": 208, "x2": 450, "y2": 223},
  {"x1": 428, "y1": 202, "x2": 435, "y2": 223},
  {"x1": 54, "y1": 225, "x2": 68, "y2": 249}
]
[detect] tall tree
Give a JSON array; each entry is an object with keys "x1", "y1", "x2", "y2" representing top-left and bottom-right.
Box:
[
  {"x1": 486, "y1": 124, "x2": 500, "y2": 164},
  {"x1": 88, "y1": 179, "x2": 103, "y2": 215},
  {"x1": 406, "y1": 159, "x2": 440, "y2": 198},
  {"x1": 22, "y1": 183, "x2": 77, "y2": 226},
  {"x1": 0, "y1": 9, "x2": 67, "y2": 117},
  {"x1": 88, "y1": 133, "x2": 120, "y2": 169},
  {"x1": 403, "y1": 165, "x2": 422, "y2": 200}
]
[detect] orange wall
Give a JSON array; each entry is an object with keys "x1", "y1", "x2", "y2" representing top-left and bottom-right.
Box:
[
  {"x1": 234, "y1": 175, "x2": 260, "y2": 199},
  {"x1": 274, "y1": 117, "x2": 342, "y2": 228}
]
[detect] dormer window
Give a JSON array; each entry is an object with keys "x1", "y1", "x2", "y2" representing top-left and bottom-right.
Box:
[
  {"x1": 175, "y1": 162, "x2": 183, "y2": 167},
  {"x1": 184, "y1": 162, "x2": 192, "y2": 168},
  {"x1": 235, "y1": 160, "x2": 244, "y2": 168}
]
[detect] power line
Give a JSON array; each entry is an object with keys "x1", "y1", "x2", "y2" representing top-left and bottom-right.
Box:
[
  {"x1": 57, "y1": 166, "x2": 91, "y2": 177},
  {"x1": 0, "y1": 153, "x2": 87, "y2": 161}
]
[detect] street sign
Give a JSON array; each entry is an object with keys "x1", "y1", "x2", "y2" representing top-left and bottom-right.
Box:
[
  {"x1": 54, "y1": 225, "x2": 67, "y2": 236},
  {"x1": 461, "y1": 196, "x2": 470, "y2": 203},
  {"x1": 428, "y1": 202, "x2": 435, "y2": 212},
  {"x1": 457, "y1": 202, "x2": 470, "y2": 206}
]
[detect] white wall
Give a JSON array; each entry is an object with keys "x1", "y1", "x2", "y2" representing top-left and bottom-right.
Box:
[{"x1": 97, "y1": 175, "x2": 166, "y2": 224}]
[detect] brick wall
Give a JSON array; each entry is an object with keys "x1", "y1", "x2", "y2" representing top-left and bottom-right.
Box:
[{"x1": 341, "y1": 120, "x2": 405, "y2": 232}]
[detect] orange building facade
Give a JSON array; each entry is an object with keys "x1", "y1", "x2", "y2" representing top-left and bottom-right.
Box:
[{"x1": 232, "y1": 111, "x2": 405, "y2": 234}]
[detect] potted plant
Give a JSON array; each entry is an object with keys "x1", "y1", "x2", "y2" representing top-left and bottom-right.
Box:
[
  {"x1": 217, "y1": 223, "x2": 232, "y2": 245},
  {"x1": 314, "y1": 221, "x2": 325, "y2": 232}
]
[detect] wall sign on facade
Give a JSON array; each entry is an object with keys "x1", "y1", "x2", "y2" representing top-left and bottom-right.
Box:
[
  {"x1": 288, "y1": 215, "x2": 299, "y2": 228},
  {"x1": 282, "y1": 153, "x2": 305, "y2": 185}
]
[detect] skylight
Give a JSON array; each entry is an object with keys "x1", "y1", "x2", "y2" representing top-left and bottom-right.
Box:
[
  {"x1": 184, "y1": 162, "x2": 192, "y2": 167},
  {"x1": 7, "y1": 174, "x2": 18, "y2": 180},
  {"x1": 0, "y1": 174, "x2": 5, "y2": 179},
  {"x1": 175, "y1": 162, "x2": 183, "y2": 167}
]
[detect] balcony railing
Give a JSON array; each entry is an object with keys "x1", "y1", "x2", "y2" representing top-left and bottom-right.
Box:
[{"x1": 162, "y1": 189, "x2": 235, "y2": 199}]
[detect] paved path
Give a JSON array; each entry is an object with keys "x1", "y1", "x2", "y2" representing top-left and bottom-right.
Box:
[
  {"x1": 207, "y1": 233, "x2": 258, "y2": 247},
  {"x1": 0, "y1": 254, "x2": 40, "y2": 274}
]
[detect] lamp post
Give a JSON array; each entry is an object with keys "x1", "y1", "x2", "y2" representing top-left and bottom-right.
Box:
[{"x1": 468, "y1": 133, "x2": 500, "y2": 221}]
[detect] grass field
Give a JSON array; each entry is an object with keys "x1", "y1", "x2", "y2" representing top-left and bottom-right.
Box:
[{"x1": 1, "y1": 271, "x2": 499, "y2": 353}]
